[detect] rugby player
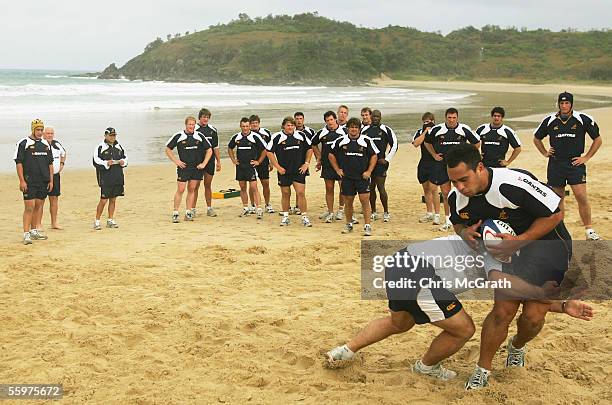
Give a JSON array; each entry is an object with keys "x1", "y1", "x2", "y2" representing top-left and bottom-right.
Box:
[
  {"x1": 196, "y1": 108, "x2": 221, "y2": 217},
  {"x1": 476, "y1": 107, "x2": 521, "y2": 168},
  {"x1": 42, "y1": 126, "x2": 66, "y2": 230},
  {"x1": 249, "y1": 115, "x2": 274, "y2": 214},
  {"x1": 412, "y1": 112, "x2": 440, "y2": 223}
]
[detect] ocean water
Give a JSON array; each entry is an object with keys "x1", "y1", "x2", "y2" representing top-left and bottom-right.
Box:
[{"x1": 0, "y1": 69, "x2": 476, "y2": 172}]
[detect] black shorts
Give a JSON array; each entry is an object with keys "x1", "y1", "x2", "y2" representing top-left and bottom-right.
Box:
[
  {"x1": 372, "y1": 161, "x2": 389, "y2": 178},
  {"x1": 100, "y1": 184, "x2": 124, "y2": 199},
  {"x1": 321, "y1": 165, "x2": 341, "y2": 181},
  {"x1": 501, "y1": 239, "x2": 571, "y2": 287},
  {"x1": 204, "y1": 160, "x2": 215, "y2": 176},
  {"x1": 277, "y1": 173, "x2": 306, "y2": 187},
  {"x1": 48, "y1": 173, "x2": 61, "y2": 197},
  {"x1": 547, "y1": 158, "x2": 586, "y2": 187},
  {"x1": 417, "y1": 159, "x2": 435, "y2": 184},
  {"x1": 341, "y1": 177, "x2": 370, "y2": 196},
  {"x1": 430, "y1": 160, "x2": 449, "y2": 185},
  {"x1": 389, "y1": 289, "x2": 463, "y2": 325},
  {"x1": 256, "y1": 164, "x2": 270, "y2": 180},
  {"x1": 23, "y1": 182, "x2": 48, "y2": 200},
  {"x1": 177, "y1": 167, "x2": 204, "y2": 182},
  {"x1": 236, "y1": 165, "x2": 258, "y2": 182}
]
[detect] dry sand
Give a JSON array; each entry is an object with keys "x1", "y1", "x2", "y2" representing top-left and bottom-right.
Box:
[{"x1": 1, "y1": 85, "x2": 611, "y2": 403}]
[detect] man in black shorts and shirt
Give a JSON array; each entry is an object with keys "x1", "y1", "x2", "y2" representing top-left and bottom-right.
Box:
[
  {"x1": 476, "y1": 106, "x2": 522, "y2": 168},
  {"x1": 249, "y1": 115, "x2": 274, "y2": 214},
  {"x1": 228, "y1": 117, "x2": 267, "y2": 219},
  {"x1": 425, "y1": 107, "x2": 480, "y2": 232},
  {"x1": 444, "y1": 144, "x2": 572, "y2": 390},
  {"x1": 329, "y1": 117, "x2": 378, "y2": 236},
  {"x1": 361, "y1": 109, "x2": 398, "y2": 222},
  {"x1": 92, "y1": 127, "x2": 128, "y2": 230},
  {"x1": 311, "y1": 111, "x2": 346, "y2": 223},
  {"x1": 196, "y1": 108, "x2": 221, "y2": 217},
  {"x1": 14, "y1": 119, "x2": 54, "y2": 244},
  {"x1": 166, "y1": 116, "x2": 213, "y2": 223},
  {"x1": 533, "y1": 92, "x2": 603, "y2": 240},
  {"x1": 291, "y1": 111, "x2": 316, "y2": 215},
  {"x1": 267, "y1": 116, "x2": 314, "y2": 227},
  {"x1": 412, "y1": 112, "x2": 440, "y2": 224}
]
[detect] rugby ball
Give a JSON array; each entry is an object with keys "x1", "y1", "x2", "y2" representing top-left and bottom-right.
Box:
[{"x1": 481, "y1": 219, "x2": 516, "y2": 263}]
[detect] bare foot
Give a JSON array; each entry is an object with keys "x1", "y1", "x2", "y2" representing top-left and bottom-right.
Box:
[{"x1": 51, "y1": 225, "x2": 63, "y2": 230}]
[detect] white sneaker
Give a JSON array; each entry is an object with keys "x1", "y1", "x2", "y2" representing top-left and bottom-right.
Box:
[
  {"x1": 505, "y1": 336, "x2": 526, "y2": 368},
  {"x1": 341, "y1": 223, "x2": 354, "y2": 234},
  {"x1": 364, "y1": 224, "x2": 372, "y2": 236},
  {"x1": 439, "y1": 222, "x2": 452, "y2": 232},
  {"x1": 302, "y1": 216, "x2": 312, "y2": 227},
  {"x1": 207, "y1": 207, "x2": 217, "y2": 217},
  {"x1": 266, "y1": 204, "x2": 275, "y2": 214},
  {"x1": 280, "y1": 216, "x2": 290, "y2": 226},
  {"x1": 248, "y1": 206, "x2": 256, "y2": 214},
  {"x1": 432, "y1": 214, "x2": 441, "y2": 225},
  {"x1": 191, "y1": 208, "x2": 197, "y2": 218},
  {"x1": 29, "y1": 229, "x2": 48, "y2": 240},
  {"x1": 413, "y1": 359, "x2": 457, "y2": 381},
  {"x1": 294, "y1": 207, "x2": 301, "y2": 215},
  {"x1": 288, "y1": 207, "x2": 295, "y2": 215},
  {"x1": 464, "y1": 365, "x2": 490, "y2": 390},
  {"x1": 23, "y1": 232, "x2": 32, "y2": 245},
  {"x1": 586, "y1": 229, "x2": 600, "y2": 241},
  {"x1": 419, "y1": 213, "x2": 434, "y2": 223},
  {"x1": 324, "y1": 213, "x2": 334, "y2": 223},
  {"x1": 319, "y1": 211, "x2": 331, "y2": 219},
  {"x1": 239, "y1": 207, "x2": 250, "y2": 217},
  {"x1": 185, "y1": 210, "x2": 194, "y2": 221},
  {"x1": 383, "y1": 212, "x2": 391, "y2": 222},
  {"x1": 172, "y1": 212, "x2": 180, "y2": 223},
  {"x1": 93, "y1": 221, "x2": 102, "y2": 230},
  {"x1": 106, "y1": 219, "x2": 119, "y2": 228},
  {"x1": 351, "y1": 215, "x2": 359, "y2": 225},
  {"x1": 335, "y1": 209, "x2": 344, "y2": 221},
  {"x1": 256, "y1": 208, "x2": 263, "y2": 219},
  {"x1": 371, "y1": 212, "x2": 379, "y2": 221},
  {"x1": 325, "y1": 345, "x2": 355, "y2": 369}
]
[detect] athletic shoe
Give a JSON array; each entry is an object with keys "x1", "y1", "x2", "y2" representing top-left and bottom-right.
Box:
[
  {"x1": 294, "y1": 207, "x2": 301, "y2": 215},
  {"x1": 371, "y1": 212, "x2": 379, "y2": 221},
  {"x1": 23, "y1": 232, "x2": 32, "y2": 245},
  {"x1": 326, "y1": 345, "x2": 354, "y2": 361},
  {"x1": 248, "y1": 206, "x2": 256, "y2": 215},
  {"x1": 351, "y1": 215, "x2": 359, "y2": 225},
  {"x1": 93, "y1": 221, "x2": 102, "y2": 230},
  {"x1": 335, "y1": 209, "x2": 344, "y2": 221},
  {"x1": 383, "y1": 212, "x2": 391, "y2": 222},
  {"x1": 266, "y1": 204, "x2": 275, "y2": 214},
  {"x1": 464, "y1": 365, "x2": 490, "y2": 390},
  {"x1": 256, "y1": 208, "x2": 263, "y2": 220},
  {"x1": 239, "y1": 207, "x2": 250, "y2": 217},
  {"x1": 586, "y1": 229, "x2": 601, "y2": 241},
  {"x1": 341, "y1": 223, "x2": 354, "y2": 234},
  {"x1": 191, "y1": 208, "x2": 197, "y2": 218},
  {"x1": 319, "y1": 211, "x2": 331, "y2": 219},
  {"x1": 172, "y1": 212, "x2": 180, "y2": 223},
  {"x1": 185, "y1": 210, "x2": 194, "y2": 221},
  {"x1": 106, "y1": 219, "x2": 119, "y2": 229},
  {"x1": 419, "y1": 213, "x2": 434, "y2": 223},
  {"x1": 413, "y1": 360, "x2": 457, "y2": 381},
  {"x1": 288, "y1": 207, "x2": 296, "y2": 215},
  {"x1": 207, "y1": 207, "x2": 217, "y2": 217},
  {"x1": 432, "y1": 213, "x2": 441, "y2": 225},
  {"x1": 29, "y1": 230, "x2": 48, "y2": 240},
  {"x1": 302, "y1": 216, "x2": 312, "y2": 227},
  {"x1": 364, "y1": 224, "x2": 372, "y2": 236},
  {"x1": 280, "y1": 216, "x2": 290, "y2": 226},
  {"x1": 439, "y1": 222, "x2": 452, "y2": 232},
  {"x1": 505, "y1": 336, "x2": 525, "y2": 368},
  {"x1": 324, "y1": 213, "x2": 334, "y2": 223}
]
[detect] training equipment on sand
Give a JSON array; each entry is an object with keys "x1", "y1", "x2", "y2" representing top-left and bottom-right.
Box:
[{"x1": 212, "y1": 189, "x2": 241, "y2": 199}]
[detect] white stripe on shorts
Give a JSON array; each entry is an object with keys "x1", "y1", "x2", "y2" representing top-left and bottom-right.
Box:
[{"x1": 416, "y1": 288, "x2": 446, "y2": 323}]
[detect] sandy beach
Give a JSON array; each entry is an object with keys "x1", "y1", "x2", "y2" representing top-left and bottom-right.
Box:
[{"x1": 1, "y1": 82, "x2": 611, "y2": 404}]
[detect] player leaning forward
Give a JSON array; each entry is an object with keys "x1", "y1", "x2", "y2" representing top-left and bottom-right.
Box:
[
  {"x1": 228, "y1": 117, "x2": 267, "y2": 219},
  {"x1": 266, "y1": 116, "x2": 314, "y2": 227},
  {"x1": 14, "y1": 119, "x2": 54, "y2": 244}
]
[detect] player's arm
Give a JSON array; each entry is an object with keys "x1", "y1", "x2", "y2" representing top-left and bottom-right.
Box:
[
  {"x1": 47, "y1": 159, "x2": 54, "y2": 192},
  {"x1": 228, "y1": 147, "x2": 238, "y2": 165},
  {"x1": 119, "y1": 145, "x2": 128, "y2": 167},
  {"x1": 384, "y1": 126, "x2": 398, "y2": 162},
  {"x1": 502, "y1": 146, "x2": 522, "y2": 167},
  {"x1": 299, "y1": 147, "x2": 313, "y2": 174},
  {"x1": 328, "y1": 152, "x2": 343, "y2": 177},
  {"x1": 533, "y1": 137, "x2": 551, "y2": 157},
  {"x1": 199, "y1": 147, "x2": 213, "y2": 169},
  {"x1": 533, "y1": 118, "x2": 554, "y2": 157},
  {"x1": 574, "y1": 136, "x2": 602, "y2": 166},
  {"x1": 550, "y1": 300, "x2": 594, "y2": 321},
  {"x1": 412, "y1": 130, "x2": 426, "y2": 147}
]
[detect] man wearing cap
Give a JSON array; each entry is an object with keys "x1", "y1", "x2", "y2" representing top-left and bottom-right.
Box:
[
  {"x1": 533, "y1": 92, "x2": 603, "y2": 240},
  {"x1": 92, "y1": 127, "x2": 128, "y2": 230},
  {"x1": 14, "y1": 119, "x2": 54, "y2": 244}
]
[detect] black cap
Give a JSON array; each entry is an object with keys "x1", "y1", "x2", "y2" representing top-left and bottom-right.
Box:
[
  {"x1": 104, "y1": 127, "x2": 116, "y2": 135},
  {"x1": 558, "y1": 91, "x2": 573, "y2": 105}
]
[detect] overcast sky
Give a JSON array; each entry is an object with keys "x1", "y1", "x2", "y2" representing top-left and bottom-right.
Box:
[{"x1": 1, "y1": 0, "x2": 610, "y2": 70}]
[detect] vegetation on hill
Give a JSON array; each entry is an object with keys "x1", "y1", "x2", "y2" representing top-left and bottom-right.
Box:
[{"x1": 97, "y1": 13, "x2": 612, "y2": 85}]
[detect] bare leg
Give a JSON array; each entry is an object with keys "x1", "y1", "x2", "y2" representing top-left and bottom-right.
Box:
[
  {"x1": 375, "y1": 176, "x2": 389, "y2": 213},
  {"x1": 23, "y1": 200, "x2": 35, "y2": 232},
  {"x1": 280, "y1": 186, "x2": 291, "y2": 212},
  {"x1": 422, "y1": 309, "x2": 475, "y2": 366},
  {"x1": 32, "y1": 198, "x2": 45, "y2": 230},
  {"x1": 107, "y1": 197, "x2": 116, "y2": 219},
  {"x1": 346, "y1": 310, "x2": 415, "y2": 352},
  {"x1": 512, "y1": 300, "x2": 551, "y2": 349},
  {"x1": 338, "y1": 182, "x2": 344, "y2": 210},
  {"x1": 294, "y1": 182, "x2": 307, "y2": 213},
  {"x1": 422, "y1": 182, "x2": 434, "y2": 214},
  {"x1": 249, "y1": 181, "x2": 261, "y2": 207},
  {"x1": 344, "y1": 195, "x2": 355, "y2": 223},
  {"x1": 186, "y1": 180, "x2": 199, "y2": 210},
  {"x1": 369, "y1": 181, "x2": 378, "y2": 214},
  {"x1": 570, "y1": 183, "x2": 593, "y2": 229},
  {"x1": 96, "y1": 198, "x2": 108, "y2": 220},
  {"x1": 49, "y1": 196, "x2": 61, "y2": 229},
  {"x1": 440, "y1": 182, "x2": 451, "y2": 218},
  {"x1": 173, "y1": 182, "x2": 187, "y2": 211},
  {"x1": 324, "y1": 179, "x2": 335, "y2": 213},
  {"x1": 204, "y1": 172, "x2": 213, "y2": 208},
  {"x1": 239, "y1": 181, "x2": 249, "y2": 206},
  {"x1": 358, "y1": 192, "x2": 371, "y2": 225},
  {"x1": 261, "y1": 178, "x2": 270, "y2": 206}
]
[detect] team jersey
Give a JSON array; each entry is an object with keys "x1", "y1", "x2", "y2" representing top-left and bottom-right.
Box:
[
  {"x1": 49, "y1": 139, "x2": 66, "y2": 174},
  {"x1": 228, "y1": 132, "x2": 267, "y2": 168},
  {"x1": 330, "y1": 134, "x2": 379, "y2": 180},
  {"x1": 476, "y1": 124, "x2": 521, "y2": 165},
  {"x1": 197, "y1": 124, "x2": 219, "y2": 149},
  {"x1": 534, "y1": 111, "x2": 600, "y2": 159},
  {"x1": 267, "y1": 130, "x2": 312, "y2": 175},
  {"x1": 412, "y1": 128, "x2": 435, "y2": 162},
  {"x1": 252, "y1": 127, "x2": 272, "y2": 166},
  {"x1": 311, "y1": 126, "x2": 346, "y2": 168},
  {"x1": 361, "y1": 124, "x2": 398, "y2": 161},
  {"x1": 93, "y1": 141, "x2": 128, "y2": 186},
  {"x1": 296, "y1": 126, "x2": 316, "y2": 142},
  {"x1": 166, "y1": 131, "x2": 211, "y2": 168},
  {"x1": 425, "y1": 123, "x2": 480, "y2": 157},
  {"x1": 13, "y1": 137, "x2": 54, "y2": 183},
  {"x1": 448, "y1": 167, "x2": 567, "y2": 240}
]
